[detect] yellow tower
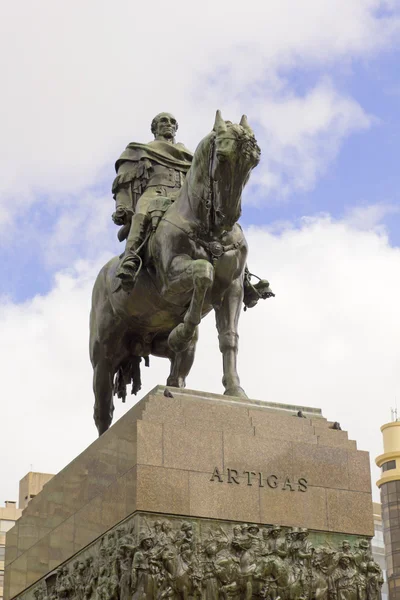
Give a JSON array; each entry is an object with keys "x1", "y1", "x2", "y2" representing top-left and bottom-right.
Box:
[{"x1": 376, "y1": 420, "x2": 400, "y2": 598}]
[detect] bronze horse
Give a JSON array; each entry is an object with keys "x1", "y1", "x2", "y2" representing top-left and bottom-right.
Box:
[{"x1": 90, "y1": 111, "x2": 262, "y2": 435}]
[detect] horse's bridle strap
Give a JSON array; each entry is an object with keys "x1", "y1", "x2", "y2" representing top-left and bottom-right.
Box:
[{"x1": 162, "y1": 218, "x2": 243, "y2": 263}]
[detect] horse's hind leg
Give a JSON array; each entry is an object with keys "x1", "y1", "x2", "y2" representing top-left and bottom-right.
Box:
[
  {"x1": 92, "y1": 351, "x2": 114, "y2": 436},
  {"x1": 90, "y1": 286, "x2": 118, "y2": 436}
]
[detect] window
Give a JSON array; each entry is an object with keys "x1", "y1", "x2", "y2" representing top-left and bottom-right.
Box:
[
  {"x1": 383, "y1": 460, "x2": 396, "y2": 472},
  {"x1": 0, "y1": 521, "x2": 14, "y2": 534}
]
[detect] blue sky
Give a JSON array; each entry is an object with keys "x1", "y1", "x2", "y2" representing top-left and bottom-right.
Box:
[
  {"x1": 1, "y1": 0, "x2": 400, "y2": 501},
  {"x1": 245, "y1": 51, "x2": 400, "y2": 239},
  {"x1": 3, "y1": 39, "x2": 400, "y2": 302}
]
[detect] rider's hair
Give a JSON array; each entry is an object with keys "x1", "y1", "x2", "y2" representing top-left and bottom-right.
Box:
[{"x1": 151, "y1": 113, "x2": 179, "y2": 136}]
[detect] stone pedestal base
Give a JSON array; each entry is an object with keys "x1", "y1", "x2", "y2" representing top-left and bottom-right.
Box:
[{"x1": 5, "y1": 386, "x2": 374, "y2": 600}]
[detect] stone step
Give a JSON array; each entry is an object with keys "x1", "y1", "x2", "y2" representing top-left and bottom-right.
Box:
[
  {"x1": 313, "y1": 426, "x2": 356, "y2": 450},
  {"x1": 151, "y1": 385, "x2": 324, "y2": 416},
  {"x1": 141, "y1": 392, "x2": 356, "y2": 448}
]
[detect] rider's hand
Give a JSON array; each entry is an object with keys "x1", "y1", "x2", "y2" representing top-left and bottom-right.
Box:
[{"x1": 112, "y1": 207, "x2": 130, "y2": 226}]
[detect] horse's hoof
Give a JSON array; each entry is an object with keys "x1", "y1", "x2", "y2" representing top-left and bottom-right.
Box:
[
  {"x1": 224, "y1": 386, "x2": 248, "y2": 398},
  {"x1": 168, "y1": 324, "x2": 192, "y2": 353},
  {"x1": 166, "y1": 376, "x2": 185, "y2": 388}
]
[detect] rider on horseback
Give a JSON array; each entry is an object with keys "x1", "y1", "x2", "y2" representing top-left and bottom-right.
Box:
[
  {"x1": 112, "y1": 112, "x2": 193, "y2": 291},
  {"x1": 111, "y1": 112, "x2": 274, "y2": 304}
]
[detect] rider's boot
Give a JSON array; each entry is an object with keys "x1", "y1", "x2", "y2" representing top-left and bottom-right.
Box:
[{"x1": 116, "y1": 213, "x2": 149, "y2": 291}]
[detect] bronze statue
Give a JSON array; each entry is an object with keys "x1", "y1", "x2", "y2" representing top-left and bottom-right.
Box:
[
  {"x1": 28, "y1": 517, "x2": 383, "y2": 600},
  {"x1": 112, "y1": 113, "x2": 193, "y2": 291},
  {"x1": 90, "y1": 110, "x2": 273, "y2": 435}
]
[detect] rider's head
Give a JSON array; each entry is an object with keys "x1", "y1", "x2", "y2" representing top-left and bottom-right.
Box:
[{"x1": 151, "y1": 112, "x2": 178, "y2": 142}]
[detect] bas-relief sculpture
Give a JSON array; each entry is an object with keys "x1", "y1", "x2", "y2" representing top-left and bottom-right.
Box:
[
  {"x1": 27, "y1": 515, "x2": 382, "y2": 600},
  {"x1": 89, "y1": 111, "x2": 274, "y2": 436}
]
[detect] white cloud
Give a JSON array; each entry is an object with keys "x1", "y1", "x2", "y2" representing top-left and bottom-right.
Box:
[
  {"x1": 1, "y1": 0, "x2": 400, "y2": 505},
  {"x1": 249, "y1": 78, "x2": 372, "y2": 198},
  {"x1": 344, "y1": 202, "x2": 400, "y2": 230},
  {"x1": 42, "y1": 192, "x2": 114, "y2": 268},
  {"x1": 1, "y1": 215, "x2": 399, "y2": 502},
  {"x1": 0, "y1": 0, "x2": 399, "y2": 232}
]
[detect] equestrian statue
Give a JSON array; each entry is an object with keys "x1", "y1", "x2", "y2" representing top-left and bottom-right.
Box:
[{"x1": 89, "y1": 110, "x2": 274, "y2": 435}]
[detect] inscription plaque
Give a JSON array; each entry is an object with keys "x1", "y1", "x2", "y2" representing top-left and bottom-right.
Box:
[{"x1": 210, "y1": 467, "x2": 308, "y2": 491}]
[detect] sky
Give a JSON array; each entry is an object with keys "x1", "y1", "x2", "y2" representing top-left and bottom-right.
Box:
[{"x1": 1, "y1": 0, "x2": 400, "y2": 504}]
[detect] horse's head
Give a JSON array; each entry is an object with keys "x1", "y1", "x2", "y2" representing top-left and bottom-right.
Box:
[
  {"x1": 183, "y1": 111, "x2": 260, "y2": 234},
  {"x1": 210, "y1": 110, "x2": 260, "y2": 232}
]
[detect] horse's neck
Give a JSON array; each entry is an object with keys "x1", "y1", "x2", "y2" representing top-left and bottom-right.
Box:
[{"x1": 174, "y1": 136, "x2": 211, "y2": 226}]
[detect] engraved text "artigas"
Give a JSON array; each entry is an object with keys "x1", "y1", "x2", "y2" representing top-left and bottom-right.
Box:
[{"x1": 210, "y1": 467, "x2": 308, "y2": 491}]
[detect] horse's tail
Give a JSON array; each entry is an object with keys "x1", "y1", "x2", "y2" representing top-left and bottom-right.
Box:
[{"x1": 113, "y1": 355, "x2": 149, "y2": 402}]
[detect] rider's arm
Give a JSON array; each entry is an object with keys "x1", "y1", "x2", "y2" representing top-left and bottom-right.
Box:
[{"x1": 111, "y1": 162, "x2": 137, "y2": 225}]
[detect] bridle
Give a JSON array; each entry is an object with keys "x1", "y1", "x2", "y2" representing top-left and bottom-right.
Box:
[{"x1": 164, "y1": 131, "x2": 247, "y2": 265}]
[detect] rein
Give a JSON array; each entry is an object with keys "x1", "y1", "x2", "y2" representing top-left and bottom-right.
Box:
[
  {"x1": 163, "y1": 133, "x2": 244, "y2": 266},
  {"x1": 186, "y1": 134, "x2": 215, "y2": 232}
]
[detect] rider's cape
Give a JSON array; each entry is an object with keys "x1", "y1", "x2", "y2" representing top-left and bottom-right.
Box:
[
  {"x1": 112, "y1": 140, "x2": 193, "y2": 211},
  {"x1": 115, "y1": 140, "x2": 193, "y2": 173}
]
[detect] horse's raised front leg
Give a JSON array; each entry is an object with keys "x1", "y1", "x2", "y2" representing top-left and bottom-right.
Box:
[
  {"x1": 151, "y1": 328, "x2": 198, "y2": 388},
  {"x1": 167, "y1": 327, "x2": 198, "y2": 387},
  {"x1": 215, "y1": 276, "x2": 247, "y2": 397},
  {"x1": 168, "y1": 259, "x2": 213, "y2": 353}
]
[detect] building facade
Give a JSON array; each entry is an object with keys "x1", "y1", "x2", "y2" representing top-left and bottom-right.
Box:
[
  {"x1": 373, "y1": 501, "x2": 389, "y2": 600},
  {"x1": 0, "y1": 473, "x2": 53, "y2": 600},
  {"x1": 0, "y1": 502, "x2": 22, "y2": 600},
  {"x1": 18, "y1": 473, "x2": 53, "y2": 511},
  {"x1": 376, "y1": 419, "x2": 400, "y2": 600}
]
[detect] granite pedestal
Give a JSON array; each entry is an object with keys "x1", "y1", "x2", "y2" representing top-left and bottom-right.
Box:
[{"x1": 4, "y1": 386, "x2": 374, "y2": 600}]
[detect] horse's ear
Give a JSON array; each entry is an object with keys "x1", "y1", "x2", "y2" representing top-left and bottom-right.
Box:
[
  {"x1": 213, "y1": 110, "x2": 227, "y2": 133},
  {"x1": 240, "y1": 114, "x2": 252, "y2": 132}
]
